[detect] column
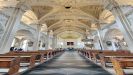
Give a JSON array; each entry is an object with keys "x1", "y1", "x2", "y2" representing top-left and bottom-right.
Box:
[
  {"x1": 45, "y1": 31, "x2": 50, "y2": 50},
  {"x1": 11, "y1": 38, "x2": 16, "y2": 47},
  {"x1": 111, "y1": 39, "x2": 117, "y2": 51},
  {"x1": 19, "y1": 40, "x2": 24, "y2": 49},
  {"x1": 39, "y1": 41, "x2": 43, "y2": 50},
  {"x1": 0, "y1": 3, "x2": 30, "y2": 53},
  {"x1": 52, "y1": 35, "x2": 57, "y2": 49},
  {"x1": 55, "y1": 35, "x2": 58, "y2": 48},
  {"x1": 96, "y1": 24, "x2": 105, "y2": 50},
  {"x1": 33, "y1": 24, "x2": 41, "y2": 50},
  {"x1": 52, "y1": 37, "x2": 55, "y2": 49},
  {"x1": 104, "y1": 0, "x2": 133, "y2": 51}
]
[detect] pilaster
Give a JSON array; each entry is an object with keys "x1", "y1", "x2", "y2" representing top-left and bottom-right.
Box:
[
  {"x1": 52, "y1": 35, "x2": 57, "y2": 49},
  {"x1": 33, "y1": 24, "x2": 42, "y2": 50},
  {"x1": 45, "y1": 31, "x2": 50, "y2": 50},
  {"x1": 0, "y1": 2, "x2": 30, "y2": 53},
  {"x1": 95, "y1": 23, "x2": 105, "y2": 50}
]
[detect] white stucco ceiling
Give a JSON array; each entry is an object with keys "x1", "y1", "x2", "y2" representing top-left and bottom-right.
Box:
[{"x1": 0, "y1": 0, "x2": 132, "y2": 39}]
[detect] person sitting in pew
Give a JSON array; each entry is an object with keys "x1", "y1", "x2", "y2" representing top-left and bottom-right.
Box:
[
  {"x1": 10, "y1": 47, "x2": 14, "y2": 51},
  {"x1": 14, "y1": 48, "x2": 23, "y2": 52},
  {"x1": 14, "y1": 48, "x2": 17, "y2": 51},
  {"x1": 96, "y1": 51, "x2": 103, "y2": 60},
  {"x1": 18, "y1": 48, "x2": 23, "y2": 51}
]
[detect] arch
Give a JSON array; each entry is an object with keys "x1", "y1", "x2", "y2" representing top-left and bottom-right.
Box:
[
  {"x1": 104, "y1": 28, "x2": 123, "y2": 41},
  {"x1": 12, "y1": 29, "x2": 35, "y2": 50},
  {"x1": 54, "y1": 28, "x2": 85, "y2": 36},
  {"x1": 15, "y1": 29, "x2": 34, "y2": 40},
  {"x1": 48, "y1": 22, "x2": 89, "y2": 30},
  {"x1": 57, "y1": 31, "x2": 83, "y2": 39},
  {"x1": 100, "y1": 3, "x2": 133, "y2": 25},
  {"x1": 56, "y1": 31, "x2": 84, "y2": 48},
  {"x1": 104, "y1": 28, "x2": 128, "y2": 50}
]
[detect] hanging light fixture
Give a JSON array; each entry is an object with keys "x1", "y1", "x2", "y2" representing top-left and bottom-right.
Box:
[
  {"x1": 82, "y1": 29, "x2": 93, "y2": 42},
  {"x1": 64, "y1": 0, "x2": 72, "y2": 9}
]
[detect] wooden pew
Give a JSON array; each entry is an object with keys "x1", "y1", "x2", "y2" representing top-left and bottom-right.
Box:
[
  {"x1": 78, "y1": 50, "x2": 97, "y2": 59},
  {"x1": 6, "y1": 51, "x2": 47, "y2": 63},
  {"x1": 90, "y1": 50, "x2": 130, "y2": 62},
  {"x1": 78, "y1": 49, "x2": 133, "y2": 67},
  {"x1": 98, "y1": 53, "x2": 133, "y2": 67},
  {"x1": 0, "y1": 50, "x2": 64, "y2": 75},
  {"x1": 91, "y1": 50, "x2": 117, "y2": 61},
  {"x1": 5, "y1": 50, "x2": 64, "y2": 64},
  {"x1": 0, "y1": 55, "x2": 36, "y2": 69},
  {"x1": 0, "y1": 57, "x2": 20, "y2": 75},
  {"x1": 78, "y1": 49, "x2": 114, "y2": 60},
  {"x1": 111, "y1": 58, "x2": 133, "y2": 75}
]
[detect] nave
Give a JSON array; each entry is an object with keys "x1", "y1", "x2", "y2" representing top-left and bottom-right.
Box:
[
  {"x1": 22, "y1": 51, "x2": 111, "y2": 75},
  {"x1": 0, "y1": 0, "x2": 133, "y2": 75}
]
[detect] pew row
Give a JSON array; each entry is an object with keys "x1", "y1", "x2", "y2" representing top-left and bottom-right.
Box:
[
  {"x1": 99, "y1": 55, "x2": 133, "y2": 67},
  {"x1": 111, "y1": 58, "x2": 133, "y2": 75},
  {"x1": 78, "y1": 49, "x2": 133, "y2": 75},
  {"x1": 0, "y1": 55, "x2": 36, "y2": 69},
  {"x1": 78, "y1": 49, "x2": 132, "y2": 67},
  {"x1": 0, "y1": 50, "x2": 64, "y2": 75},
  {"x1": 0, "y1": 57, "x2": 20, "y2": 75}
]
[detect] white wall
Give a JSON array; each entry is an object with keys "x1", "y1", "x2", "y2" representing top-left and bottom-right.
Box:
[{"x1": 57, "y1": 37, "x2": 84, "y2": 48}]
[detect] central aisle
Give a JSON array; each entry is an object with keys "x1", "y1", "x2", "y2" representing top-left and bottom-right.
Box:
[{"x1": 22, "y1": 51, "x2": 111, "y2": 75}]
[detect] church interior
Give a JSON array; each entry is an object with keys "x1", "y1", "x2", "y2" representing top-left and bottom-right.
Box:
[{"x1": 0, "y1": 0, "x2": 133, "y2": 75}]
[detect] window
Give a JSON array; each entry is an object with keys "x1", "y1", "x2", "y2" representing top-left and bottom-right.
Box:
[{"x1": 67, "y1": 42, "x2": 74, "y2": 45}]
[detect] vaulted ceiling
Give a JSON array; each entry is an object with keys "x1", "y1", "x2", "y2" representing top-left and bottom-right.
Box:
[
  {"x1": 28, "y1": 0, "x2": 105, "y2": 37},
  {"x1": 1, "y1": 0, "x2": 133, "y2": 39}
]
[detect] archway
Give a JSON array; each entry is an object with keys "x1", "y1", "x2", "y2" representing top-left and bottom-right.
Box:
[
  {"x1": 38, "y1": 35, "x2": 47, "y2": 50},
  {"x1": 104, "y1": 29, "x2": 128, "y2": 50},
  {"x1": 57, "y1": 31, "x2": 84, "y2": 49},
  {"x1": 11, "y1": 29, "x2": 35, "y2": 51},
  {"x1": 99, "y1": 4, "x2": 133, "y2": 51}
]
